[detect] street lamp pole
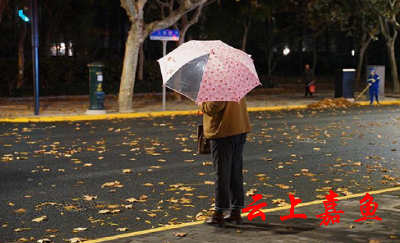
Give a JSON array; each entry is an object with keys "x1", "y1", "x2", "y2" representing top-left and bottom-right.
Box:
[{"x1": 31, "y1": 0, "x2": 39, "y2": 115}]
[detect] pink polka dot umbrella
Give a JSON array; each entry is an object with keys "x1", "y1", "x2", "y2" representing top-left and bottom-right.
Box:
[{"x1": 157, "y1": 40, "x2": 261, "y2": 102}]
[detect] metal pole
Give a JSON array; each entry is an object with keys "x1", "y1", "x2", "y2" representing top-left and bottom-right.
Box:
[
  {"x1": 31, "y1": 0, "x2": 40, "y2": 115},
  {"x1": 162, "y1": 40, "x2": 167, "y2": 111}
]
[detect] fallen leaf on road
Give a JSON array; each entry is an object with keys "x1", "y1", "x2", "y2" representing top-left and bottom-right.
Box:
[
  {"x1": 116, "y1": 228, "x2": 129, "y2": 232},
  {"x1": 179, "y1": 198, "x2": 192, "y2": 204},
  {"x1": 37, "y1": 239, "x2": 52, "y2": 243},
  {"x1": 179, "y1": 186, "x2": 195, "y2": 192},
  {"x1": 14, "y1": 208, "x2": 26, "y2": 213},
  {"x1": 83, "y1": 195, "x2": 97, "y2": 201},
  {"x1": 72, "y1": 227, "x2": 87, "y2": 233},
  {"x1": 98, "y1": 210, "x2": 111, "y2": 214},
  {"x1": 68, "y1": 237, "x2": 86, "y2": 243},
  {"x1": 275, "y1": 184, "x2": 291, "y2": 190},
  {"x1": 32, "y1": 216, "x2": 47, "y2": 222},
  {"x1": 272, "y1": 198, "x2": 288, "y2": 207},
  {"x1": 123, "y1": 169, "x2": 132, "y2": 173},
  {"x1": 126, "y1": 198, "x2": 144, "y2": 203},
  {"x1": 101, "y1": 181, "x2": 123, "y2": 188},
  {"x1": 16, "y1": 238, "x2": 33, "y2": 242},
  {"x1": 174, "y1": 232, "x2": 187, "y2": 237},
  {"x1": 98, "y1": 209, "x2": 120, "y2": 214},
  {"x1": 246, "y1": 189, "x2": 257, "y2": 196},
  {"x1": 14, "y1": 228, "x2": 32, "y2": 232},
  {"x1": 195, "y1": 212, "x2": 208, "y2": 221}
]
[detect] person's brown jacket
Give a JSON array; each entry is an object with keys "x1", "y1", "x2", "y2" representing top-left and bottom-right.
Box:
[{"x1": 200, "y1": 98, "x2": 251, "y2": 139}]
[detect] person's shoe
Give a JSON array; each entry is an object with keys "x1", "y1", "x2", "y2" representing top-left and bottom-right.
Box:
[
  {"x1": 369, "y1": 102, "x2": 373, "y2": 105},
  {"x1": 224, "y1": 209, "x2": 243, "y2": 225},
  {"x1": 204, "y1": 211, "x2": 225, "y2": 227}
]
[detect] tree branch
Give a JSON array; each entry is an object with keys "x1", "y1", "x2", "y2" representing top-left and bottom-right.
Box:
[
  {"x1": 0, "y1": 0, "x2": 9, "y2": 23},
  {"x1": 120, "y1": 0, "x2": 138, "y2": 21},
  {"x1": 185, "y1": 4, "x2": 203, "y2": 29},
  {"x1": 144, "y1": 0, "x2": 207, "y2": 38}
]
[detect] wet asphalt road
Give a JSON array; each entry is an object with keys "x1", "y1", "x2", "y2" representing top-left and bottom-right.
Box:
[{"x1": 1, "y1": 105, "x2": 400, "y2": 242}]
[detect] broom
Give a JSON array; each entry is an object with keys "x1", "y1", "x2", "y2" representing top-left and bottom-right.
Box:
[{"x1": 355, "y1": 83, "x2": 372, "y2": 101}]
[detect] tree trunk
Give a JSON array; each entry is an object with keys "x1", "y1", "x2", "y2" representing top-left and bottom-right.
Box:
[
  {"x1": 119, "y1": 0, "x2": 206, "y2": 111},
  {"x1": 312, "y1": 37, "x2": 317, "y2": 76},
  {"x1": 298, "y1": 27, "x2": 304, "y2": 75},
  {"x1": 387, "y1": 40, "x2": 400, "y2": 92},
  {"x1": 0, "y1": 0, "x2": 9, "y2": 24},
  {"x1": 137, "y1": 44, "x2": 144, "y2": 81},
  {"x1": 267, "y1": 53, "x2": 273, "y2": 77},
  {"x1": 241, "y1": 25, "x2": 249, "y2": 52},
  {"x1": 17, "y1": 22, "x2": 27, "y2": 90},
  {"x1": 118, "y1": 24, "x2": 141, "y2": 112},
  {"x1": 355, "y1": 45, "x2": 366, "y2": 88},
  {"x1": 355, "y1": 38, "x2": 370, "y2": 88}
]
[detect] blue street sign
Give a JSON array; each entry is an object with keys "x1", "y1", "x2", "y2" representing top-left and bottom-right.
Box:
[
  {"x1": 18, "y1": 9, "x2": 30, "y2": 22},
  {"x1": 150, "y1": 29, "x2": 179, "y2": 41}
]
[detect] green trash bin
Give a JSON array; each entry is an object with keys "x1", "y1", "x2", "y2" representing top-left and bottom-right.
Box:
[{"x1": 86, "y1": 62, "x2": 106, "y2": 114}]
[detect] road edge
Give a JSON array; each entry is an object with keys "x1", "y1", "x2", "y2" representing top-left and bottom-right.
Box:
[{"x1": 1, "y1": 100, "x2": 400, "y2": 123}]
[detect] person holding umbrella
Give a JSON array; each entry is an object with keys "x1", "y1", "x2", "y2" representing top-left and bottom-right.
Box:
[
  {"x1": 198, "y1": 98, "x2": 251, "y2": 227},
  {"x1": 367, "y1": 67, "x2": 380, "y2": 105},
  {"x1": 158, "y1": 40, "x2": 261, "y2": 227}
]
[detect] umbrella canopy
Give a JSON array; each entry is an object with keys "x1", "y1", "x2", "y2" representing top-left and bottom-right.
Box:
[{"x1": 158, "y1": 40, "x2": 261, "y2": 102}]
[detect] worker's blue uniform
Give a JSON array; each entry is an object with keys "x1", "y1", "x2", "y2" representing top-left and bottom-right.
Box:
[{"x1": 367, "y1": 73, "x2": 380, "y2": 104}]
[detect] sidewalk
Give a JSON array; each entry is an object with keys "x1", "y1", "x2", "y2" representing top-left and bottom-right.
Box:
[
  {"x1": 1, "y1": 90, "x2": 400, "y2": 121},
  {"x1": 88, "y1": 187, "x2": 400, "y2": 243}
]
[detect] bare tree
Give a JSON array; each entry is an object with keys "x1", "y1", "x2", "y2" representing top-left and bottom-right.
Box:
[
  {"x1": 42, "y1": 0, "x2": 65, "y2": 57},
  {"x1": 119, "y1": 0, "x2": 207, "y2": 112},
  {"x1": 17, "y1": 22, "x2": 28, "y2": 89},
  {"x1": 0, "y1": 0, "x2": 8, "y2": 23},
  {"x1": 367, "y1": 0, "x2": 400, "y2": 92},
  {"x1": 156, "y1": 0, "x2": 206, "y2": 100}
]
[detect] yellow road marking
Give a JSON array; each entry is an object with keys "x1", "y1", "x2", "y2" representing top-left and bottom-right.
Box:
[
  {"x1": 85, "y1": 186, "x2": 400, "y2": 243},
  {"x1": 2, "y1": 100, "x2": 400, "y2": 123}
]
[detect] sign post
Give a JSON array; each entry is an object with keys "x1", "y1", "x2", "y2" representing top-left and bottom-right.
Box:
[{"x1": 150, "y1": 29, "x2": 179, "y2": 111}]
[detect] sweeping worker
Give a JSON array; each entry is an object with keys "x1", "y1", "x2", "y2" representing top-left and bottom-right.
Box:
[{"x1": 367, "y1": 67, "x2": 380, "y2": 105}]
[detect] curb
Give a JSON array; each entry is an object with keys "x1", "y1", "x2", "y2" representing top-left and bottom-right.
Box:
[
  {"x1": 1, "y1": 100, "x2": 400, "y2": 123},
  {"x1": 85, "y1": 186, "x2": 400, "y2": 243}
]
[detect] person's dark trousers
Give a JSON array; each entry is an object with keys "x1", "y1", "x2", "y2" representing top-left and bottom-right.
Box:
[
  {"x1": 369, "y1": 87, "x2": 379, "y2": 103},
  {"x1": 305, "y1": 84, "x2": 313, "y2": 97},
  {"x1": 210, "y1": 133, "x2": 247, "y2": 212}
]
